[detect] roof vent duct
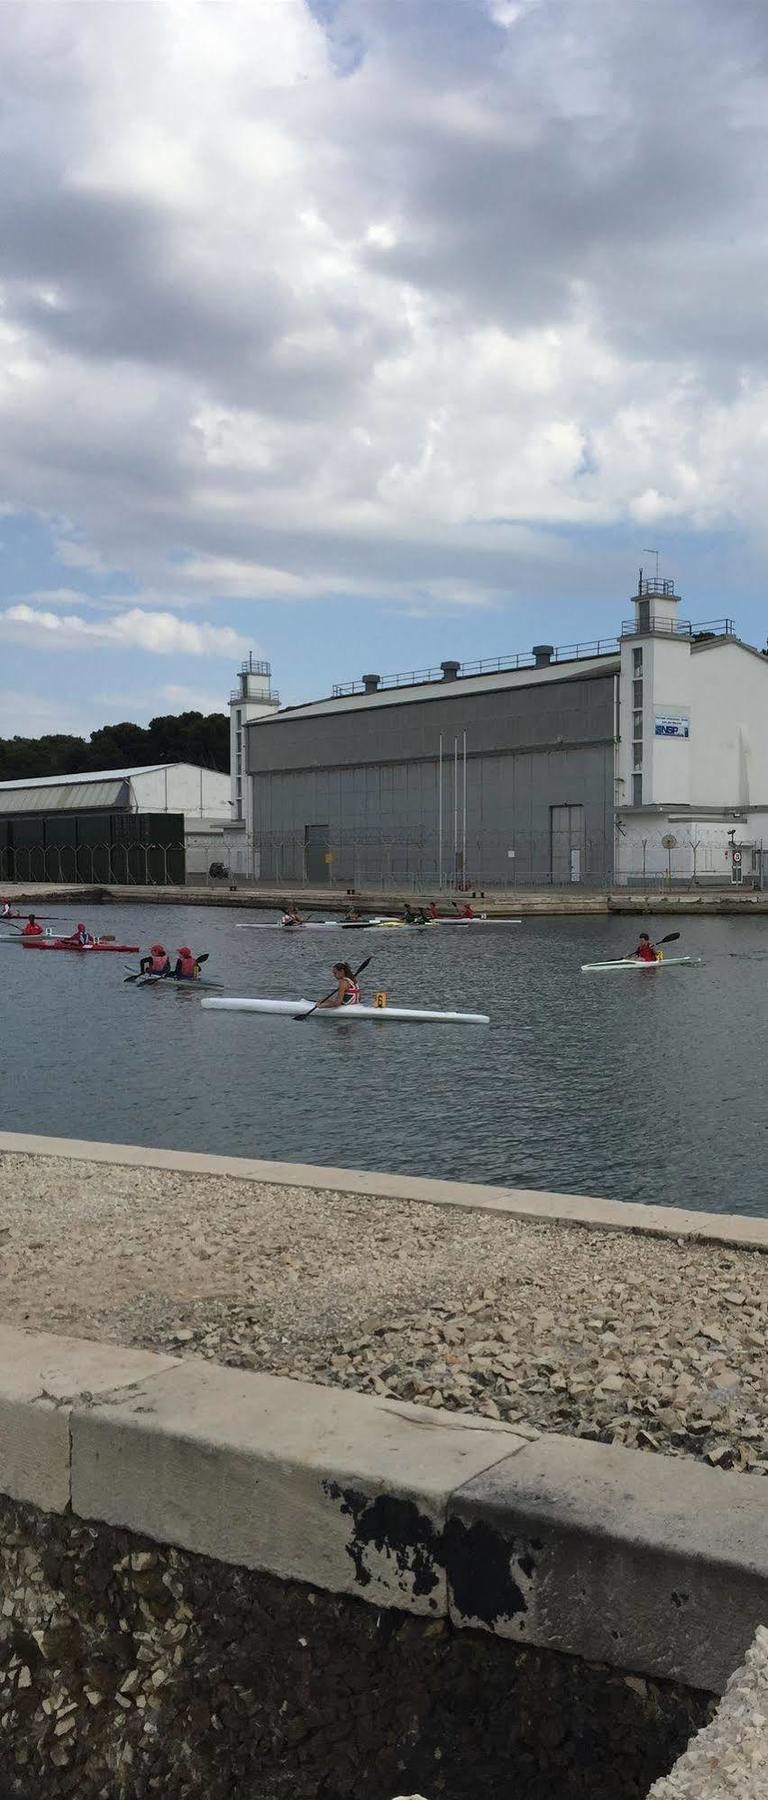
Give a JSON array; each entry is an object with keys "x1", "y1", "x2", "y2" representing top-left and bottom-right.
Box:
[
  {"x1": 362, "y1": 673, "x2": 380, "y2": 693},
  {"x1": 441, "y1": 660, "x2": 461, "y2": 682},
  {"x1": 533, "y1": 644, "x2": 554, "y2": 668}
]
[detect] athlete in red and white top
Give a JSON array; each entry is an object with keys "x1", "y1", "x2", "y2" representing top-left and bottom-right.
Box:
[
  {"x1": 632, "y1": 932, "x2": 658, "y2": 962},
  {"x1": 21, "y1": 914, "x2": 43, "y2": 937},
  {"x1": 318, "y1": 962, "x2": 361, "y2": 1008}
]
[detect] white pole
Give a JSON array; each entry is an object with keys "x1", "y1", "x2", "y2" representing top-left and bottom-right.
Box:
[
  {"x1": 462, "y1": 730, "x2": 467, "y2": 886},
  {"x1": 453, "y1": 736, "x2": 458, "y2": 885},
  {"x1": 438, "y1": 735, "x2": 443, "y2": 888}
]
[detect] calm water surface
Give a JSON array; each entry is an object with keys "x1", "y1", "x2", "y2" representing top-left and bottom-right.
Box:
[{"x1": 3, "y1": 905, "x2": 768, "y2": 1215}]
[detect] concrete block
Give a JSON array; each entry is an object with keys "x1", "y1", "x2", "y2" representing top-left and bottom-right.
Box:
[
  {"x1": 71, "y1": 1361, "x2": 526, "y2": 1613},
  {"x1": 0, "y1": 1325, "x2": 175, "y2": 1513},
  {"x1": 448, "y1": 1434, "x2": 768, "y2": 1693}
]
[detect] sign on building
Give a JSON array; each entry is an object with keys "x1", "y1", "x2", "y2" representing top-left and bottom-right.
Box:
[{"x1": 654, "y1": 715, "x2": 690, "y2": 738}]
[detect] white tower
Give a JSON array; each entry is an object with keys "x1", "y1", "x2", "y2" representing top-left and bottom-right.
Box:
[
  {"x1": 618, "y1": 570, "x2": 691, "y2": 812},
  {"x1": 230, "y1": 655, "x2": 279, "y2": 824}
]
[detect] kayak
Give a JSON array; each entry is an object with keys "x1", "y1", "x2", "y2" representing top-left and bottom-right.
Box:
[
  {"x1": 22, "y1": 938, "x2": 140, "y2": 954},
  {"x1": 129, "y1": 973, "x2": 223, "y2": 990},
  {"x1": 234, "y1": 918, "x2": 433, "y2": 932},
  {"x1": 581, "y1": 956, "x2": 701, "y2": 973},
  {"x1": 201, "y1": 996, "x2": 490, "y2": 1025},
  {"x1": 0, "y1": 913, "x2": 53, "y2": 921}
]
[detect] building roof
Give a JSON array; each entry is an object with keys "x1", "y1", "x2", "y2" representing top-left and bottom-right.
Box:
[
  {"x1": 0, "y1": 762, "x2": 193, "y2": 793},
  {"x1": 268, "y1": 651, "x2": 620, "y2": 725}
]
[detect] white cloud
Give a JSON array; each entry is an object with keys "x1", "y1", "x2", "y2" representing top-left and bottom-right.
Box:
[
  {"x1": 0, "y1": 604, "x2": 247, "y2": 657},
  {"x1": 0, "y1": 0, "x2": 768, "y2": 615}
]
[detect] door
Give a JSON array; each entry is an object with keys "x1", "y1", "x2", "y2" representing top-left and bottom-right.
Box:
[
  {"x1": 305, "y1": 824, "x2": 331, "y2": 884},
  {"x1": 551, "y1": 804, "x2": 586, "y2": 884}
]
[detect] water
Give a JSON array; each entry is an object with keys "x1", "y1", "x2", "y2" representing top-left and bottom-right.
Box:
[{"x1": 2, "y1": 905, "x2": 768, "y2": 1215}]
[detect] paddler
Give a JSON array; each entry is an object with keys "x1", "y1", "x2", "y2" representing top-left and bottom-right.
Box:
[
  {"x1": 459, "y1": 901, "x2": 475, "y2": 918},
  {"x1": 21, "y1": 914, "x2": 43, "y2": 937},
  {"x1": 281, "y1": 905, "x2": 304, "y2": 928},
  {"x1": 173, "y1": 946, "x2": 200, "y2": 980},
  {"x1": 631, "y1": 932, "x2": 659, "y2": 963},
  {"x1": 426, "y1": 901, "x2": 438, "y2": 920},
  {"x1": 1, "y1": 899, "x2": 10, "y2": 918},
  {"x1": 67, "y1": 922, "x2": 94, "y2": 947},
  {"x1": 402, "y1": 903, "x2": 417, "y2": 923},
  {"x1": 140, "y1": 942, "x2": 171, "y2": 976},
  {"x1": 317, "y1": 961, "x2": 361, "y2": 1009}
]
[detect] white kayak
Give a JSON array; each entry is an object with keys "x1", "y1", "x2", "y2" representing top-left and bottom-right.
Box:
[
  {"x1": 235, "y1": 918, "x2": 433, "y2": 932},
  {"x1": 581, "y1": 956, "x2": 701, "y2": 973},
  {"x1": 201, "y1": 996, "x2": 490, "y2": 1024}
]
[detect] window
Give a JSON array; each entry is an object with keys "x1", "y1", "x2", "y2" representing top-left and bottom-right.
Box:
[
  {"x1": 633, "y1": 709, "x2": 643, "y2": 736},
  {"x1": 633, "y1": 679, "x2": 643, "y2": 708},
  {"x1": 632, "y1": 773, "x2": 643, "y2": 805},
  {"x1": 633, "y1": 742, "x2": 643, "y2": 770},
  {"x1": 633, "y1": 648, "x2": 643, "y2": 673},
  {"x1": 638, "y1": 599, "x2": 650, "y2": 633}
]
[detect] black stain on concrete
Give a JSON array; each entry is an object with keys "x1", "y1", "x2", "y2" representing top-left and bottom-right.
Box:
[
  {"x1": 323, "y1": 1481, "x2": 442, "y2": 1600},
  {"x1": 445, "y1": 1516, "x2": 535, "y2": 1626}
]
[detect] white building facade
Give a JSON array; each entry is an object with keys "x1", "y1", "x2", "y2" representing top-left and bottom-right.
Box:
[{"x1": 615, "y1": 578, "x2": 768, "y2": 887}]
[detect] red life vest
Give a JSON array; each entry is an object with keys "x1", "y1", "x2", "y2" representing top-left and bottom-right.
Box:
[
  {"x1": 22, "y1": 922, "x2": 43, "y2": 937},
  {"x1": 177, "y1": 952, "x2": 198, "y2": 979},
  {"x1": 636, "y1": 943, "x2": 657, "y2": 962},
  {"x1": 149, "y1": 951, "x2": 168, "y2": 974}
]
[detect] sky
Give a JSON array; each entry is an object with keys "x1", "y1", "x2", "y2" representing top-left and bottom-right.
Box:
[{"x1": 2, "y1": 0, "x2": 768, "y2": 736}]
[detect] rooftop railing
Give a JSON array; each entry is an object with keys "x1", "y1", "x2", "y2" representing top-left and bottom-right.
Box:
[
  {"x1": 620, "y1": 617, "x2": 735, "y2": 640},
  {"x1": 332, "y1": 638, "x2": 620, "y2": 698}
]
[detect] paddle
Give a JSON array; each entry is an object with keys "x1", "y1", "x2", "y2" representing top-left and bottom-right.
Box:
[
  {"x1": 124, "y1": 953, "x2": 209, "y2": 984},
  {"x1": 295, "y1": 955, "x2": 371, "y2": 1022}
]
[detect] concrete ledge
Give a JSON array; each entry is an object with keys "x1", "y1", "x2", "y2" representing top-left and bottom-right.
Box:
[
  {"x1": 71, "y1": 1359, "x2": 524, "y2": 1613},
  {"x1": 0, "y1": 1325, "x2": 176, "y2": 1512},
  {"x1": 0, "y1": 1325, "x2": 762, "y2": 1691},
  {"x1": 448, "y1": 1434, "x2": 768, "y2": 1693},
  {"x1": 2, "y1": 1130, "x2": 768, "y2": 1251}
]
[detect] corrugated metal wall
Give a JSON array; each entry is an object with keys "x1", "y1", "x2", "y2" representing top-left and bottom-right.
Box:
[{"x1": 246, "y1": 670, "x2": 616, "y2": 887}]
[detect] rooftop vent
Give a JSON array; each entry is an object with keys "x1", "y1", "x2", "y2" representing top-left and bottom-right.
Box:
[
  {"x1": 362, "y1": 673, "x2": 380, "y2": 693},
  {"x1": 441, "y1": 660, "x2": 461, "y2": 682},
  {"x1": 532, "y1": 644, "x2": 554, "y2": 668}
]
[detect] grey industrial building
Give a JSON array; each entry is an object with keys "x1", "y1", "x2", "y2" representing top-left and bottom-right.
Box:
[{"x1": 243, "y1": 643, "x2": 619, "y2": 889}]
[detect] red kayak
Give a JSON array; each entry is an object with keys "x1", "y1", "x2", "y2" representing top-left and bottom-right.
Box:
[{"x1": 22, "y1": 939, "x2": 139, "y2": 954}]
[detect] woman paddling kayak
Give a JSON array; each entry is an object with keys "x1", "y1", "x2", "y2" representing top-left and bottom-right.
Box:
[
  {"x1": 140, "y1": 943, "x2": 171, "y2": 976},
  {"x1": 317, "y1": 962, "x2": 362, "y2": 1009},
  {"x1": 631, "y1": 932, "x2": 659, "y2": 963}
]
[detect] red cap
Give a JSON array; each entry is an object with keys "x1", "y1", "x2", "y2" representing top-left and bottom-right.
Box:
[
  {"x1": 178, "y1": 947, "x2": 192, "y2": 957},
  {"x1": 151, "y1": 943, "x2": 165, "y2": 955}
]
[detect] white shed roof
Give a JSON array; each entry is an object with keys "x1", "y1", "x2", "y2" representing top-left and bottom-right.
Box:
[{"x1": 0, "y1": 763, "x2": 183, "y2": 793}]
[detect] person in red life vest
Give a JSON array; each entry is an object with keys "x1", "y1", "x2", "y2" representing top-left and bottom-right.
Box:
[
  {"x1": 21, "y1": 914, "x2": 43, "y2": 937},
  {"x1": 173, "y1": 946, "x2": 200, "y2": 980},
  {"x1": 426, "y1": 901, "x2": 438, "y2": 920},
  {"x1": 67, "y1": 922, "x2": 94, "y2": 947},
  {"x1": 460, "y1": 902, "x2": 475, "y2": 918},
  {"x1": 139, "y1": 942, "x2": 171, "y2": 976},
  {"x1": 318, "y1": 962, "x2": 361, "y2": 1009},
  {"x1": 632, "y1": 932, "x2": 658, "y2": 963}
]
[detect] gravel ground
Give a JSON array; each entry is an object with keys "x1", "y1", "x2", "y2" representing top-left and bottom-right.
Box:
[
  {"x1": 1, "y1": 1152, "x2": 768, "y2": 1474},
  {"x1": 648, "y1": 1627, "x2": 768, "y2": 1798}
]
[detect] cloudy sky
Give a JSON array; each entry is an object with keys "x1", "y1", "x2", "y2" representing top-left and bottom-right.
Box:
[{"x1": 1, "y1": 0, "x2": 768, "y2": 736}]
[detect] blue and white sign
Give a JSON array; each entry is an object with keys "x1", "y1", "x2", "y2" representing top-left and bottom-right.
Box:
[{"x1": 655, "y1": 715, "x2": 689, "y2": 739}]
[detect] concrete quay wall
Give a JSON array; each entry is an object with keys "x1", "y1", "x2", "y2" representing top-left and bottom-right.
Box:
[
  {"x1": 7, "y1": 879, "x2": 768, "y2": 915},
  {"x1": 0, "y1": 1317, "x2": 765, "y2": 1795}
]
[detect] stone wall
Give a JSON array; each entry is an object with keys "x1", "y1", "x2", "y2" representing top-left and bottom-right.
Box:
[{"x1": 0, "y1": 1496, "x2": 710, "y2": 1800}]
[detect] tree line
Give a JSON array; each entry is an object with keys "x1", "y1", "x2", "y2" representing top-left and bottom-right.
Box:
[{"x1": 0, "y1": 712, "x2": 230, "y2": 782}]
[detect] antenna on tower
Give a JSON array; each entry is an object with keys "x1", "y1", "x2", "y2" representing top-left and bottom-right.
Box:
[{"x1": 643, "y1": 547, "x2": 660, "y2": 582}]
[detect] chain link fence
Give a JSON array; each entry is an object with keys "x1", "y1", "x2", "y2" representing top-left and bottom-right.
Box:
[
  {"x1": 0, "y1": 841, "x2": 187, "y2": 887},
  {"x1": 244, "y1": 827, "x2": 615, "y2": 891}
]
